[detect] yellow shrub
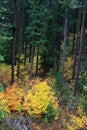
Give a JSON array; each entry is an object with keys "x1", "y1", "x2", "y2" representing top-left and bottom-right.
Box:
[
  {"x1": 67, "y1": 114, "x2": 87, "y2": 130},
  {"x1": 0, "y1": 92, "x2": 10, "y2": 115},
  {"x1": 14, "y1": 64, "x2": 28, "y2": 80},
  {"x1": 64, "y1": 57, "x2": 73, "y2": 80},
  {"x1": 0, "y1": 81, "x2": 59, "y2": 119},
  {"x1": 67, "y1": 107, "x2": 87, "y2": 130},
  {"x1": 23, "y1": 81, "x2": 58, "y2": 117},
  {"x1": 0, "y1": 63, "x2": 11, "y2": 85}
]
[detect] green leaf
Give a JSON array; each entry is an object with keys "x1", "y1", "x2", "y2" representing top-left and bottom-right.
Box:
[
  {"x1": 0, "y1": 110, "x2": 4, "y2": 118},
  {"x1": 83, "y1": 85, "x2": 87, "y2": 92},
  {"x1": 0, "y1": 55, "x2": 4, "y2": 62},
  {"x1": 0, "y1": 84, "x2": 4, "y2": 92}
]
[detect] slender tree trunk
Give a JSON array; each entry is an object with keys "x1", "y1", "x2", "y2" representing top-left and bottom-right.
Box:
[
  {"x1": 30, "y1": 46, "x2": 34, "y2": 79},
  {"x1": 29, "y1": 45, "x2": 32, "y2": 63},
  {"x1": 61, "y1": 8, "x2": 68, "y2": 96},
  {"x1": 72, "y1": 29, "x2": 76, "y2": 58},
  {"x1": 24, "y1": 42, "x2": 27, "y2": 66},
  {"x1": 73, "y1": 10, "x2": 86, "y2": 96},
  {"x1": 17, "y1": 7, "x2": 23, "y2": 79},
  {"x1": 46, "y1": 0, "x2": 52, "y2": 41},
  {"x1": 52, "y1": 15, "x2": 62, "y2": 76},
  {"x1": 72, "y1": 8, "x2": 81, "y2": 79},
  {"x1": 52, "y1": 32, "x2": 58, "y2": 76},
  {"x1": 11, "y1": 0, "x2": 16, "y2": 84},
  {"x1": 35, "y1": 48, "x2": 39, "y2": 76}
]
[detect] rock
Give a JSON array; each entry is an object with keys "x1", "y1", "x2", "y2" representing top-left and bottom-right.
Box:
[{"x1": 0, "y1": 113, "x2": 34, "y2": 130}]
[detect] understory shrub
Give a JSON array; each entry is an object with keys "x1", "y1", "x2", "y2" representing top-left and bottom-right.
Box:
[
  {"x1": 64, "y1": 57, "x2": 73, "y2": 80},
  {"x1": 43, "y1": 103, "x2": 57, "y2": 122},
  {"x1": 0, "y1": 83, "x2": 24, "y2": 116},
  {"x1": 66, "y1": 107, "x2": 87, "y2": 130},
  {"x1": 0, "y1": 83, "x2": 8, "y2": 118},
  {"x1": 0, "y1": 64, "x2": 11, "y2": 85},
  {"x1": 5, "y1": 83, "x2": 24, "y2": 112},
  {"x1": 0, "y1": 92, "x2": 9, "y2": 118},
  {"x1": 0, "y1": 81, "x2": 58, "y2": 121},
  {"x1": 23, "y1": 81, "x2": 58, "y2": 119}
]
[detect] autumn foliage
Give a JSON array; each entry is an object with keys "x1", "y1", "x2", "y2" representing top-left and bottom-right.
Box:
[
  {"x1": 64, "y1": 57, "x2": 73, "y2": 80},
  {"x1": 66, "y1": 107, "x2": 87, "y2": 130},
  {"x1": 5, "y1": 83, "x2": 24, "y2": 112},
  {"x1": 0, "y1": 81, "x2": 58, "y2": 119},
  {"x1": 23, "y1": 81, "x2": 58, "y2": 117},
  {"x1": 0, "y1": 81, "x2": 87, "y2": 129},
  {"x1": 0, "y1": 83, "x2": 24, "y2": 116}
]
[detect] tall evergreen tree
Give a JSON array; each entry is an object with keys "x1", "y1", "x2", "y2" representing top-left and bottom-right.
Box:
[
  {"x1": 74, "y1": 9, "x2": 86, "y2": 96},
  {"x1": 25, "y1": 0, "x2": 47, "y2": 78},
  {"x1": 11, "y1": 0, "x2": 17, "y2": 84}
]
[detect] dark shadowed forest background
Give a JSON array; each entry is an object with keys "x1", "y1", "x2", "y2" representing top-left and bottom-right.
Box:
[{"x1": 0, "y1": 0, "x2": 87, "y2": 130}]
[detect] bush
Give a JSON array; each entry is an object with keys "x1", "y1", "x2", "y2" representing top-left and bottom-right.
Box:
[
  {"x1": 67, "y1": 108, "x2": 87, "y2": 130},
  {"x1": 23, "y1": 81, "x2": 58, "y2": 118},
  {"x1": 0, "y1": 83, "x2": 24, "y2": 116},
  {"x1": 0, "y1": 81, "x2": 59, "y2": 121},
  {"x1": 0, "y1": 92, "x2": 9, "y2": 118},
  {"x1": 64, "y1": 57, "x2": 73, "y2": 80},
  {"x1": 5, "y1": 83, "x2": 24, "y2": 112},
  {"x1": 0, "y1": 83, "x2": 4, "y2": 92},
  {"x1": 43, "y1": 103, "x2": 56, "y2": 122},
  {"x1": 0, "y1": 63, "x2": 11, "y2": 85},
  {"x1": 54, "y1": 72, "x2": 61, "y2": 96}
]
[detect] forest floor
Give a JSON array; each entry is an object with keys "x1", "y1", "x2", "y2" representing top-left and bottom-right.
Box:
[{"x1": 0, "y1": 63, "x2": 87, "y2": 130}]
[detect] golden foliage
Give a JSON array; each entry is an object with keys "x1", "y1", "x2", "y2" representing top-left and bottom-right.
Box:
[
  {"x1": 27, "y1": 78, "x2": 41, "y2": 89},
  {"x1": 67, "y1": 114, "x2": 87, "y2": 130},
  {"x1": 0, "y1": 63, "x2": 11, "y2": 85},
  {"x1": 64, "y1": 57, "x2": 73, "y2": 80},
  {"x1": 14, "y1": 63, "x2": 29, "y2": 80},
  {"x1": 23, "y1": 81, "x2": 58, "y2": 117},
  {"x1": 66, "y1": 107, "x2": 87, "y2": 130},
  {"x1": 0, "y1": 81, "x2": 58, "y2": 119},
  {"x1": 0, "y1": 92, "x2": 10, "y2": 114}
]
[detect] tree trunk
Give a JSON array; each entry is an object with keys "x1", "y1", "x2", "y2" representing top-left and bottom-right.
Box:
[
  {"x1": 52, "y1": 15, "x2": 61, "y2": 76},
  {"x1": 72, "y1": 28, "x2": 76, "y2": 58},
  {"x1": 46, "y1": 0, "x2": 52, "y2": 41},
  {"x1": 11, "y1": 0, "x2": 16, "y2": 84},
  {"x1": 72, "y1": 8, "x2": 81, "y2": 79},
  {"x1": 35, "y1": 48, "x2": 39, "y2": 76},
  {"x1": 73, "y1": 10, "x2": 86, "y2": 96},
  {"x1": 52, "y1": 31, "x2": 59, "y2": 76},
  {"x1": 61, "y1": 8, "x2": 68, "y2": 96},
  {"x1": 30, "y1": 46, "x2": 34, "y2": 79},
  {"x1": 29, "y1": 45, "x2": 32, "y2": 63},
  {"x1": 17, "y1": 7, "x2": 24, "y2": 79},
  {"x1": 24, "y1": 42, "x2": 27, "y2": 66}
]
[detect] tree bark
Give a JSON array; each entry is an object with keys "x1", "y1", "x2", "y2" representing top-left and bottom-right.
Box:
[
  {"x1": 72, "y1": 28, "x2": 76, "y2": 58},
  {"x1": 29, "y1": 45, "x2": 32, "y2": 63},
  {"x1": 61, "y1": 8, "x2": 68, "y2": 96},
  {"x1": 11, "y1": 0, "x2": 17, "y2": 84},
  {"x1": 73, "y1": 10, "x2": 86, "y2": 96},
  {"x1": 24, "y1": 42, "x2": 27, "y2": 66},
  {"x1": 52, "y1": 14, "x2": 62, "y2": 76},
  {"x1": 72, "y1": 8, "x2": 81, "y2": 79},
  {"x1": 52, "y1": 31, "x2": 59, "y2": 76},
  {"x1": 46, "y1": 0, "x2": 52, "y2": 41},
  {"x1": 30, "y1": 46, "x2": 34, "y2": 79},
  {"x1": 35, "y1": 48, "x2": 39, "y2": 76},
  {"x1": 17, "y1": 6, "x2": 24, "y2": 79}
]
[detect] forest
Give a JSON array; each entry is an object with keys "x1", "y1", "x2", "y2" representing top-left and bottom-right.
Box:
[{"x1": 0, "y1": 0, "x2": 87, "y2": 130}]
